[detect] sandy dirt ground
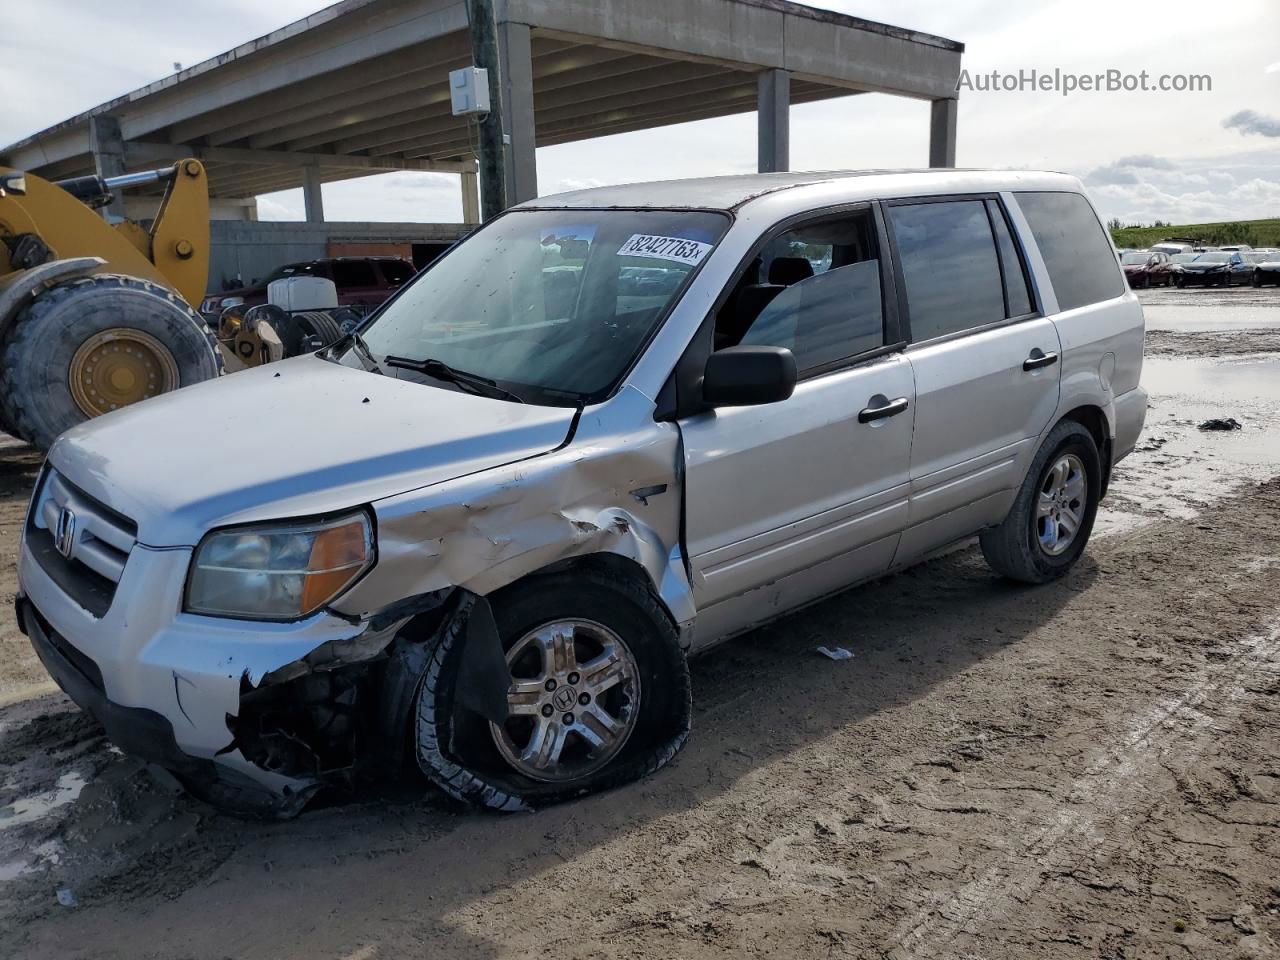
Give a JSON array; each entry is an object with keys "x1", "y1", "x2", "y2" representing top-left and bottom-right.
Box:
[{"x1": 3, "y1": 287, "x2": 1280, "y2": 959}]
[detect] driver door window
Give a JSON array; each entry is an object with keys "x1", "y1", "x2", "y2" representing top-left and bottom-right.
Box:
[{"x1": 714, "y1": 212, "x2": 886, "y2": 371}]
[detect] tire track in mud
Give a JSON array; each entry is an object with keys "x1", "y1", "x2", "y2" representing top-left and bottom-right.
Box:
[{"x1": 883, "y1": 616, "x2": 1280, "y2": 958}]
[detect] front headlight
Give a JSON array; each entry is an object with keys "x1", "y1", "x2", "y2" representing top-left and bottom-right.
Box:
[
  {"x1": 219, "y1": 296, "x2": 245, "y2": 309},
  {"x1": 186, "y1": 512, "x2": 374, "y2": 620}
]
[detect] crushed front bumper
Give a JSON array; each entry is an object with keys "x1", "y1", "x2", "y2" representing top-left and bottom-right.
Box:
[
  {"x1": 17, "y1": 537, "x2": 385, "y2": 816},
  {"x1": 17, "y1": 596, "x2": 315, "y2": 816}
]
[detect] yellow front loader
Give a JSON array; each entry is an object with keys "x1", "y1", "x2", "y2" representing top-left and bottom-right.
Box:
[{"x1": 0, "y1": 159, "x2": 224, "y2": 450}]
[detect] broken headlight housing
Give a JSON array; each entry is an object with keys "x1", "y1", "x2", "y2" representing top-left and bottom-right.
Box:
[{"x1": 186, "y1": 511, "x2": 374, "y2": 620}]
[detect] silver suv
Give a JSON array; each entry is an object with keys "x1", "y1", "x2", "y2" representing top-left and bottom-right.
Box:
[{"x1": 18, "y1": 170, "x2": 1146, "y2": 815}]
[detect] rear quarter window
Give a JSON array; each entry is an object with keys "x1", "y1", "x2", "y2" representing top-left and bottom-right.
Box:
[{"x1": 1015, "y1": 191, "x2": 1124, "y2": 312}]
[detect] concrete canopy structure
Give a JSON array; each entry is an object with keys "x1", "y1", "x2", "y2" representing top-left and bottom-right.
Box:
[{"x1": 1, "y1": 0, "x2": 963, "y2": 222}]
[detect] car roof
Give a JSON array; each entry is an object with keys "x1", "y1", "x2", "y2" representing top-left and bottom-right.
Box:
[{"x1": 516, "y1": 169, "x2": 1086, "y2": 212}]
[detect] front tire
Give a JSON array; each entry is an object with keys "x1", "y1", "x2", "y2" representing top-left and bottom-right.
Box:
[
  {"x1": 980, "y1": 420, "x2": 1101, "y2": 584},
  {"x1": 414, "y1": 568, "x2": 691, "y2": 811}
]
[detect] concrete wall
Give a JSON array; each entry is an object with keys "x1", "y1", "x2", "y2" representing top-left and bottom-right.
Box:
[{"x1": 208, "y1": 220, "x2": 470, "y2": 291}]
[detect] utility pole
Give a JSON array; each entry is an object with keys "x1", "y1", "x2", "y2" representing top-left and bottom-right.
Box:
[{"x1": 466, "y1": 0, "x2": 506, "y2": 220}]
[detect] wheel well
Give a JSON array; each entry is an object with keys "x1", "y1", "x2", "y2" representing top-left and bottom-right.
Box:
[
  {"x1": 1060, "y1": 405, "x2": 1113, "y2": 497},
  {"x1": 491, "y1": 553, "x2": 676, "y2": 628}
]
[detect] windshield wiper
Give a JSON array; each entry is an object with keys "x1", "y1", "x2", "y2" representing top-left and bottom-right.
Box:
[{"x1": 383, "y1": 355, "x2": 525, "y2": 403}]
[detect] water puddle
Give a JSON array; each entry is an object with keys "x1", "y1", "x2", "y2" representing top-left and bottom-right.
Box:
[
  {"x1": 0, "y1": 772, "x2": 87, "y2": 831},
  {"x1": 1144, "y1": 305, "x2": 1280, "y2": 333},
  {"x1": 1100, "y1": 352, "x2": 1280, "y2": 531}
]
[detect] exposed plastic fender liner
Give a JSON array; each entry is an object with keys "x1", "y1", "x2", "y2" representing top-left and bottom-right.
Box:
[
  {"x1": 453, "y1": 595, "x2": 510, "y2": 726},
  {"x1": 376, "y1": 588, "x2": 512, "y2": 768},
  {"x1": 0, "y1": 256, "x2": 104, "y2": 337}
]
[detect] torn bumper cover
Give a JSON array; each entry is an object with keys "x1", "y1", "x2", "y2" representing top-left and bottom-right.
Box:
[
  {"x1": 18, "y1": 596, "x2": 317, "y2": 817},
  {"x1": 17, "y1": 570, "x2": 510, "y2": 818}
]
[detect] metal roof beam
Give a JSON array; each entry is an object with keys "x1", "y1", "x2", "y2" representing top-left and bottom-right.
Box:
[{"x1": 126, "y1": 141, "x2": 473, "y2": 173}]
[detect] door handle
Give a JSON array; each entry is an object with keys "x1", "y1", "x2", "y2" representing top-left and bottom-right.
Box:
[
  {"x1": 1023, "y1": 349, "x2": 1059, "y2": 371},
  {"x1": 858, "y1": 395, "x2": 910, "y2": 424}
]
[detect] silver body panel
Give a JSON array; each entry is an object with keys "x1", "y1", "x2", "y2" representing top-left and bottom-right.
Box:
[{"x1": 18, "y1": 169, "x2": 1145, "y2": 798}]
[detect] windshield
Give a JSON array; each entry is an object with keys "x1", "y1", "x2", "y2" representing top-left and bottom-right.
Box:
[
  {"x1": 1194, "y1": 253, "x2": 1232, "y2": 263},
  {"x1": 357, "y1": 209, "x2": 729, "y2": 405},
  {"x1": 1172, "y1": 254, "x2": 1197, "y2": 263},
  {"x1": 1120, "y1": 253, "x2": 1151, "y2": 265}
]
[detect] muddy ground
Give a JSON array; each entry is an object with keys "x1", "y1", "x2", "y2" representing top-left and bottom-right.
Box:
[{"x1": 3, "y1": 286, "x2": 1280, "y2": 958}]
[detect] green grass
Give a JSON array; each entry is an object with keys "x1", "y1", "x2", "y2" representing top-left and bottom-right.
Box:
[{"x1": 1109, "y1": 218, "x2": 1280, "y2": 250}]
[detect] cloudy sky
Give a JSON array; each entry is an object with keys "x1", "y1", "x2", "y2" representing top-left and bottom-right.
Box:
[{"x1": 2, "y1": 0, "x2": 1277, "y2": 226}]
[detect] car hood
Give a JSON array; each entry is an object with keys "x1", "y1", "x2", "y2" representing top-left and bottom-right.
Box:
[
  {"x1": 1122, "y1": 264, "x2": 1147, "y2": 273},
  {"x1": 1182, "y1": 262, "x2": 1228, "y2": 271},
  {"x1": 48, "y1": 356, "x2": 578, "y2": 547}
]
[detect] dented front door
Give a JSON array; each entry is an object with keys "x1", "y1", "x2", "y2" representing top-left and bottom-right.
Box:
[{"x1": 680, "y1": 354, "x2": 916, "y2": 646}]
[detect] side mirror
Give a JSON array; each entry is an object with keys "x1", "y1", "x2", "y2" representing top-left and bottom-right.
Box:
[{"x1": 702, "y1": 346, "x2": 797, "y2": 407}]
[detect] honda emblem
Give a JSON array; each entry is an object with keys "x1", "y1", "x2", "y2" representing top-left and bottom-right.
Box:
[{"x1": 54, "y1": 507, "x2": 77, "y2": 559}]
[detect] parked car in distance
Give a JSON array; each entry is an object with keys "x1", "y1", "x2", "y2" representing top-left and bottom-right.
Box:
[
  {"x1": 1150, "y1": 241, "x2": 1195, "y2": 256},
  {"x1": 1174, "y1": 251, "x2": 1254, "y2": 287},
  {"x1": 1120, "y1": 250, "x2": 1175, "y2": 288},
  {"x1": 1253, "y1": 252, "x2": 1280, "y2": 287},
  {"x1": 201, "y1": 256, "x2": 415, "y2": 319},
  {"x1": 19, "y1": 170, "x2": 1146, "y2": 817}
]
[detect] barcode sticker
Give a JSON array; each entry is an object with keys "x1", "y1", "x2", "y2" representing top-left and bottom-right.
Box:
[{"x1": 617, "y1": 234, "x2": 712, "y2": 265}]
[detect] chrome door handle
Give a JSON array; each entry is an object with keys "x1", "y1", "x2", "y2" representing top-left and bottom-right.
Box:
[
  {"x1": 858, "y1": 395, "x2": 910, "y2": 423},
  {"x1": 1023, "y1": 349, "x2": 1059, "y2": 371}
]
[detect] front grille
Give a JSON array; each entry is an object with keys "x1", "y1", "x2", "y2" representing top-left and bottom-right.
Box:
[{"x1": 27, "y1": 466, "x2": 138, "y2": 618}]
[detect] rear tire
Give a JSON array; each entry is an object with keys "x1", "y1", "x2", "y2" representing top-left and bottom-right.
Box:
[
  {"x1": 414, "y1": 569, "x2": 691, "y2": 811},
  {"x1": 980, "y1": 420, "x2": 1101, "y2": 584},
  {"x1": 0, "y1": 274, "x2": 222, "y2": 451}
]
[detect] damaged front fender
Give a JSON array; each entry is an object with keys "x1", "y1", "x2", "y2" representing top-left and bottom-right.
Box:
[{"x1": 333, "y1": 386, "x2": 694, "y2": 639}]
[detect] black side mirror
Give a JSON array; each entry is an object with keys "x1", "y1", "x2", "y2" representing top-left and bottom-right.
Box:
[{"x1": 702, "y1": 346, "x2": 797, "y2": 407}]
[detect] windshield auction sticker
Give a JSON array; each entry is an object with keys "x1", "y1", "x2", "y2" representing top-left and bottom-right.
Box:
[{"x1": 617, "y1": 234, "x2": 712, "y2": 266}]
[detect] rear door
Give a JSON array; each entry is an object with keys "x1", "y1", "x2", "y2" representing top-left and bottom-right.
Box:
[
  {"x1": 680, "y1": 206, "x2": 915, "y2": 645},
  {"x1": 884, "y1": 195, "x2": 1061, "y2": 561}
]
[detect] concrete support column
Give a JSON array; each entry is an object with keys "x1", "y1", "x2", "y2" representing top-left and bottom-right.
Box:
[
  {"x1": 497, "y1": 20, "x2": 537, "y2": 205},
  {"x1": 88, "y1": 115, "x2": 127, "y2": 220},
  {"x1": 302, "y1": 166, "x2": 325, "y2": 223},
  {"x1": 460, "y1": 169, "x2": 481, "y2": 224},
  {"x1": 757, "y1": 69, "x2": 790, "y2": 173},
  {"x1": 929, "y1": 98, "x2": 958, "y2": 168}
]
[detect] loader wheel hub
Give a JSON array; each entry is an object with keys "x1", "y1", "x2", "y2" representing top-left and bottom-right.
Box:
[{"x1": 69, "y1": 329, "x2": 179, "y2": 416}]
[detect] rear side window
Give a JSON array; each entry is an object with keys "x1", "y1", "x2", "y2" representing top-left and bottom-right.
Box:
[
  {"x1": 332, "y1": 261, "x2": 378, "y2": 287},
  {"x1": 888, "y1": 199, "x2": 1005, "y2": 341},
  {"x1": 1015, "y1": 191, "x2": 1124, "y2": 311},
  {"x1": 380, "y1": 260, "x2": 414, "y2": 284},
  {"x1": 717, "y1": 210, "x2": 885, "y2": 372}
]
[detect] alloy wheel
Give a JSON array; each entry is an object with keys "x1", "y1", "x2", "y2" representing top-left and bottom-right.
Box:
[
  {"x1": 491, "y1": 619, "x2": 641, "y2": 782},
  {"x1": 1035, "y1": 453, "x2": 1087, "y2": 557}
]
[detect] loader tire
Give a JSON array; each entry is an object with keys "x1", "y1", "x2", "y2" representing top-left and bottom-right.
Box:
[
  {"x1": 0, "y1": 274, "x2": 222, "y2": 451},
  {"x1": 279, "y1": 310, "x2": 344, "y2": 357}
]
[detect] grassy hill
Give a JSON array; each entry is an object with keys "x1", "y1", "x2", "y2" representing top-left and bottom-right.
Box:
[{"x1": 1110, "y1": 218, "x2": 1280, "y2": 249}]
